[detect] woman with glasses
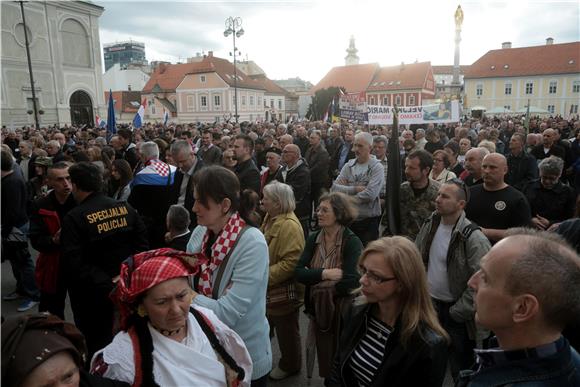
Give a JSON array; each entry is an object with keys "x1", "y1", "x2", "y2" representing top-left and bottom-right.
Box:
[
  {"x1": 326, "y1": 236, "x2": 449, "y2": 387},
  {"x1": 430, "y1": 149, "x2": 457, "y2": 183},
  {"x1": 221, "y1": 148, "x2": 237, "y2": 172},
  {"x1": 294, "y1": 192, "x2": 363, "y2": 378}
]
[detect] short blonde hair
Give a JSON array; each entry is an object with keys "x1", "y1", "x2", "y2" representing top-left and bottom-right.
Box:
[{"x1": 263, "y1": 181, "x2": 296, "y2": 214}]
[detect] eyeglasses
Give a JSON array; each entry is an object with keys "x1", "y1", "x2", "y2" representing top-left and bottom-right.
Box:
[
  {"x1": 448, "y1": 178, "x2": 470, "y2": 203},
  {"x1": 358, "y1": 266, "x2": 397, "y2": 284}
]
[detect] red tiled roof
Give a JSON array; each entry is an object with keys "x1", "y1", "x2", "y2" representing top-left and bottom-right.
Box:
[
  {"x1": 250, "y1": 75, "x2": 291, "y2": 96},
  {"x1": 432, "y1": 65, "x2": 470, "y2": 75},
  {"x1": 142, "y1": 54, "x2": 266, "y2": 93},
  {"x1": 104, "y1": 91, "x2": 141, "y2": 113},
  {"x1": 464, "y1": 41, "x2": 580, "y2": 79},
  {"x1": 367, "y1": 62, "x2": 432, "y2": 91},
  {"x1": 311, "y1": 63, "x2": 380, "y2": 94}
]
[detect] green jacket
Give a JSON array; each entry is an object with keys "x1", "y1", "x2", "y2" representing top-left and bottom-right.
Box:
[
  {"x1": 294, "y1": 227, "x2": 363, "y2": 314},
  {"x1": 398, "y1": 179, "x2": 441, "y2": 240},
  {"x1": 415, "y1": 211, "x2": 491, "y2": 340}
]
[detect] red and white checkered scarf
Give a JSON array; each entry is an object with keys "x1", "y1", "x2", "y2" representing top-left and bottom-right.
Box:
[
  {"x1": 145, "y1": 158, "x2": 170, "y2": 177},
  {"x1": 197, "y1": 212, "x2": 246, "y2": 297}
]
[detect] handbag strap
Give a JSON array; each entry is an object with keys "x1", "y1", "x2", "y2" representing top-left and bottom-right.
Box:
[{"x1": 211, "y1": 225, "x2": 250, "y2": 300}]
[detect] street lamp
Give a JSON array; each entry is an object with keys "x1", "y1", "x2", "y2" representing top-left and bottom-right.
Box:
[
  {"x1": 224, "y1": 17, "x2": 244, "y2": 124},
  {"x1": 18, "y1": 1, "x2": 40, "y2": 130}
]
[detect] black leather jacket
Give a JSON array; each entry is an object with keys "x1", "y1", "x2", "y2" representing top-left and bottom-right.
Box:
[{"x1": 325, "y1": 303, "x2": 448, "y2": 387}]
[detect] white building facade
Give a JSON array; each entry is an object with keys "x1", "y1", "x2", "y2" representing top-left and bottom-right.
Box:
[
  {"x1": 1, "y1": 1, "x2": 105, "y2": 127},
  {"x1": 102, "y1": 63, "x2": 150, "y2": 92}
]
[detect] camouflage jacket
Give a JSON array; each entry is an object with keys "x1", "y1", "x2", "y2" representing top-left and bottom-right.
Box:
[{"x1": 399, "y1": 179, "x2": 440, "y2": 240}]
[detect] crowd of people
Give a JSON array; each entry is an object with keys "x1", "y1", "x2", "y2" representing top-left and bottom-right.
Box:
[{"x1": 1, "y1": 113, "x2": 580, "y2": 387}]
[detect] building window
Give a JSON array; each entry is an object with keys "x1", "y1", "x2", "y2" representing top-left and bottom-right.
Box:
[
  {"x1": 258, "y1": 97, "x2": 262, "y2": 107},
  {"x1": 151, "y1": 105, "x2": 155, "y2": 114},
  {"x1": 278, "y1": 100, "x2": 282, "y2": 109},
  {"x1": 214, "y1": 95, "x2": 221, "y2": 106},
  {"x1": 200, "y1": 75, "x2": 206, "y2": 83},
  {"x1": 369, "y1": 97, "x2": 375, "y2": 105},
  {"x1": 571, "y1": 104, "x2": 579, "y2": 114},
  {"x1": 504, "y1": 105, "x2": 511, "y2": 110},
  {"x1": 395, "y1": 95, "x2": 401, "y2": 105},
  {"x1": 270, "y1": 99, "x2": 274, "y2": 108},
  {"x1": 572, "y1": 81, "x2": 580, "y2": 93},
  {"x1": 241, "y1": 96, "x2": 246, "y2": 106},
  {"x1": 476, "y1": 83, "x2": 483, "y2": 96},
  {"x1": 549, "y1": 81, "x2": 557, "y2": 94},
  {"x1": 547, "y1": 105, "x2": 555, "y2": 114},
  {"x1": 215, "y1": 116, "x2": 220, "y2": 123},
  {"x1": 201, "y1": 96, "x2": 207, "y2": 107},
  {"x1": 409, "y1": 95, "x2": 416, "y2": 106},
  {"x1": 187, "y1": 95, "x2": 194, "y2": 111},
  {"x1": 504, "y1": 83, "x2": 512, "y2": 95},
  {"x1": 250, "y1": 95, "x2": 254, "y2": 106},
  {"x1": 525, "y1": 82, "x2": 533, "y2": 94},
  {"x1": 383, "y1": 97, "x2": 388, "y2": 105}
]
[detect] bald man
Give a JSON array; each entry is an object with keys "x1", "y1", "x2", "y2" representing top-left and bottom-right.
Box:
[
  {"x1": 460, "y1": 147, "x2": 489, "y2": 186},
  {"x1": 465, "y1": 154, "x2": 531, "y2": 242},
  {"x1": 460, "y1": 229, "x2": 580, "y2": 386},
  {"x1": 530, "y1": 128, "x2": 566, "y2": 161}
]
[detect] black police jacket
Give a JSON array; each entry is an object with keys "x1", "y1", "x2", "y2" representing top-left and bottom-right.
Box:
[{"x1": 61, "y1": 192, "x2": 148, "y2": 292}]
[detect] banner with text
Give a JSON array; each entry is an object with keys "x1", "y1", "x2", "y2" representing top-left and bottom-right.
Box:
[
  {"x1": 367, "y1": 100, "x2": 461, "y2": 125},
  {"x1": 339, "y1": 92, "x2": 368, "y2": 122}
]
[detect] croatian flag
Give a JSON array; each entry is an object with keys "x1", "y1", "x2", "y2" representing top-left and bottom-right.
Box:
[
  {"x1": 95, "y1": 114, "x2": 106, "y2": 128},
  {"x1": 163, "y1": 108, "x2": 169, "y2": 126},
  {"x1": 132, "y1": 98, "x2": 147, "y2": 129}
]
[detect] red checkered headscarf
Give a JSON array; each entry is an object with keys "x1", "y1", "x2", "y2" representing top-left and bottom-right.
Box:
[{"x1": 112, "y1": 248, "x2": 205, "y2": 330}]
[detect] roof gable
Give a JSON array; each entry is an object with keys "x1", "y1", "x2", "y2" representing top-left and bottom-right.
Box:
[
  {"x1": 311, "y1": 63, "x2": 380, "y2": 93},
  {"x1": 464, "y1": 41, "x2": 580, "y2": 79},
  {"x1": 367, "y1": 61, "x2": 432, "y2": 91}
]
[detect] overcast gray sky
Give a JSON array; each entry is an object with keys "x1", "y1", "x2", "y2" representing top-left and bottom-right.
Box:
[{"x1": 96, "y1": 0, "x2": 580, "y2": 83}]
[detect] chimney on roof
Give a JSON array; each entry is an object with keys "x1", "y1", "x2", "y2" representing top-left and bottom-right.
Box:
[
  {"x1": 546, "y1": 37, "x2": 554, "y2": 45},
  {"x1": 208, "y1": 51, "x2": 213, "y2": 57},
  {"x1": 158, "y1": 63, "x2": 168, "y2": 74},
  {"x1": 502, "y1": 42, "x2": 512, "y2": 49}
]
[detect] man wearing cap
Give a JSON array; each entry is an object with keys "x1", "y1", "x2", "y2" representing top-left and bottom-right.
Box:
[{"x1": 61, "y1": 162, "x2": 148, "y2": 357}]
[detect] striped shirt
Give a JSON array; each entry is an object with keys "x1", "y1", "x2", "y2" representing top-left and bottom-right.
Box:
[{"x1": 348, "y1": 315, "x2": 392, "y2": 387}]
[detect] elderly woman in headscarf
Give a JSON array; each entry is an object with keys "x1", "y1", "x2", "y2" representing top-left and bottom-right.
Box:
[
  {"x1": 1, "y1": 313, "x2": 128, "y2": 387},
  {"x1": 90, "y1": 248, "x2": 252, "y2": 387}
]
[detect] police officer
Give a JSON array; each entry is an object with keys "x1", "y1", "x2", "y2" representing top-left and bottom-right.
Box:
[{"x1": 61, "y1": 162, "x2": 148, "y2": 357}]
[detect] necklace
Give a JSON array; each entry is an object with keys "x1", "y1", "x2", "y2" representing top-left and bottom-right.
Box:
[{"x1": 152, "y1": 324, "x2": 186, "y2": 337}]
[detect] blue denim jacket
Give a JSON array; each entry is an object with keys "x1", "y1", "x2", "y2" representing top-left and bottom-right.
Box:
[{"x1": 456, "y1": 336, "x2": 580, "y2": 387}]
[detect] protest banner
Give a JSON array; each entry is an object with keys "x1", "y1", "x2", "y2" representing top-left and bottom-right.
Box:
[
  {"x1": 339, "y1": 92, "x2": 368, "y2": 122},
  {"x1": 367, "y1": 100, "x2": 461, "y2": 125}
]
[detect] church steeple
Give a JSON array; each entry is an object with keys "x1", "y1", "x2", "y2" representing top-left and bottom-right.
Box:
[{"x1": 345, "y1": 35, "x2": 359, "y2": 66}]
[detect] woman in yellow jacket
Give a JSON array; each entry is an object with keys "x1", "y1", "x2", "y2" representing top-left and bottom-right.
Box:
[{"x1": 261, "y1": 181, "x2": 305, "y2": 381}]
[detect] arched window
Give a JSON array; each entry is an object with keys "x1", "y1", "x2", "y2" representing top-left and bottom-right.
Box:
[{"x1": 60, "y1": 19, "x2": 90, "y2": 67}]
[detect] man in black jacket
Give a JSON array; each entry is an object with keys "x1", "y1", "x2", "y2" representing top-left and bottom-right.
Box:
[
  {"x1": 116, "y1": 128, "x2": 139, "y2": 170},
  {"x1": 505, "y1": 133, "x2": 538, "y2": 190},
  {"x1": 29, "y1": 161, "x2": 76, "y2": 319},
  {"x1": 305, "y1": 130, "x2": 330, "y2": 209},
  {"x1": 169, "y1": 140, "x2": 204, "y2": 228},
  {"x1": 276, "y1": 144, "x2": 311, "y2": 237},
  {"x1": 234, "y1": 134, "x2": 261, "y2": 194},
  {"x1": 61, "y1": 162, "x2": 148, "y2": 357}
]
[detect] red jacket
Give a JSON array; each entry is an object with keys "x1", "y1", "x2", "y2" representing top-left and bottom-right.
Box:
[{"x1": 35, "y1": 208, "x2": 61, "y2": 293}]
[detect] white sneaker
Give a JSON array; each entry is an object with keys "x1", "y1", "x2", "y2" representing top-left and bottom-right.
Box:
[{"x1": 269, "y1": 367, "x2": 292, "y2": 380}]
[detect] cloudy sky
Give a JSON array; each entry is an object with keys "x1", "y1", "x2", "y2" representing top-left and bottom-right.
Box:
[{"x1": 96, "y1": 0, "x2": 579, "y2": 84}]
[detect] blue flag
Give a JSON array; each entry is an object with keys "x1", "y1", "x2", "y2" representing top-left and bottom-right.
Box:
[{"x1": 106, "y1": 89, "x2": 116, "y2": 139}]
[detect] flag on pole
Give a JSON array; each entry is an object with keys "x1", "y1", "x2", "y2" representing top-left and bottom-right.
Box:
[
  {"x1": 385, "y1": 106, "x2": 401, "y2": 235},
  {"x1": 95, "y1": 114, "x2": 106, "y2": 128},
  {"x1": 132, "y1": 98, "x2": 147, "y2": 129},
  {"x1": 106, "y1": 90, "x2": 116, "y2": 139},
  {"x1": 163, "y1": 108, "x2": 169, "y2": 126},
  {"x1": 523, "y1": 99, "x2": 530, "y2": 135}
]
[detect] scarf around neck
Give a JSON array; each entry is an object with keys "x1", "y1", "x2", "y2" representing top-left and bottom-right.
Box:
[{"x1": 197, "y1": 212, "x2": 246, "y2": 296}]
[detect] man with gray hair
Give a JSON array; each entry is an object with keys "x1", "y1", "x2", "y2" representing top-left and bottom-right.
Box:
[
  {"x1": 459, "y1": 229, "x2": 580, "y2": 386},
  {"x1": 169, "y1": 140, "x2": 204, "y2": 228},
  {"x1": 331, "y1": 132, "x2": 384, "y2": 245},
  {"x1": 415, "y1": 128, "x2": 427, "y2": 150},
  {"x1": 522, "y1": 156, "x2": 576, "y2": 230},
  {"x1": 128, "y1": 141, "x2": 177, "y2": 248},
  {"x1": 46, "y1": 140, "x2": 65, "y2": 163}
]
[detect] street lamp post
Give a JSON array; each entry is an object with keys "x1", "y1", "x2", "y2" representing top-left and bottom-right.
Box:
[
  {"x1": 18, "y1": 1, "x2": 40, "y2": 130},
  {"x1": 224, "y1": 17, "x2": 244, "y2": 124}
]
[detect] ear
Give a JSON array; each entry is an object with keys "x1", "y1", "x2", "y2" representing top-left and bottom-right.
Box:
[
  {"x1": 512, "y1": 294, "x2": 539, "y2": 324},
  {"x1": 221, "y1": 197, "x2": 232, "y2": 214}
]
